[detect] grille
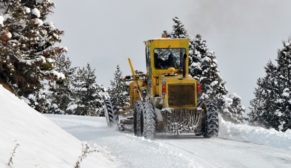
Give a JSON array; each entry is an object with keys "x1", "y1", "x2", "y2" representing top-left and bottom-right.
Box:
[{"x1": 168, "y1": 84, "x2": 195, "y2": 107}]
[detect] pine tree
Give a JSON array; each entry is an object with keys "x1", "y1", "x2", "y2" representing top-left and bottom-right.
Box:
[
  {"x1": 25, "y1": 55, "x2": 75, "y2": 114},
  {"x1": 276, "y1": 41, "x2": 291, "y2": 131},
  {"x1": 168, "y1": 17, "x2": 245, "y2": 123},
  {"x1": 191, "y1": 35, "x2": 245, "y2": 122},
  {"x1": 222, "y1": 93, "x2": 245, "y2": 122},
  {"x1": 249, "y1": 62, "x2": 278, "y2": 127},
  {"x1": 25, "y1": 79, "x2": 53, "y2": 113},
  {"x1": 109, "y1": 65, "x2": 129, "y2": 113},
  {"x1": 69, "y1": 64, "x2": 102, "y2": 116},
  {"x1": 0, "y1": 0, "x2": 66, "y2": 97},
  {"x1": 250, "y1": 41, "x2": 291, "y2": 131},
  {"x1": 190, "y1": 34, "x2": 227, "y2": 98},
  {"x1": 171, "y1": 17, "x2": 188, "y2": 38},
  {"x1": 49, "y1": 55, "x2": 76, "y2": 114}
]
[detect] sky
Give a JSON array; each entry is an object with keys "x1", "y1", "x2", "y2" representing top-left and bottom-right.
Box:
[{"x1": 50, "y1": 0, "x2": 291, "y2": 108}]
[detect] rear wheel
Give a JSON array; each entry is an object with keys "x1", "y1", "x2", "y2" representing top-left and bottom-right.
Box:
[
  {"x1": 134, "y1": 101, "x2": 143, "y2": 136},
  {"x1": 142, "y1": 101, "x2": 156, "y2": 139},
  {"x1": 203, "y1": 102, "x2": 219, "y2": 138},
  {"x1": 104, "y1": 99, "x2": 117, "y2": 127}
]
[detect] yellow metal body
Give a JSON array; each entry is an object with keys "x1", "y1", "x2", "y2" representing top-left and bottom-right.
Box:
[
  {"x1": 129, "y1": 80, "x2": 144, "y2": 108},
  {"x1": 129, "y1": 38, "x2": 199, "y2": 110},
  {"x1": 128, "y1": 58, "x2": 145, "y2": 108},
  {"x1": 146, "y1": 39, "x2": 190, "y2": 78},
  {"x1": 158, "y1": 75, "x2": 199, "y2": 109},
  {"x1": 128, "y1": 58, "x2": 136, "y2": 79}
]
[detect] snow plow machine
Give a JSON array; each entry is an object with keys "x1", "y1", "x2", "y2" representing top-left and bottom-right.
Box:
[{"x1": 104, "y1": 38, "x2": 219, "y2": 139}]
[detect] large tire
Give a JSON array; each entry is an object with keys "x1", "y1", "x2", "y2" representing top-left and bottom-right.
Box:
[
  {"x1": 142, "y1": 101, "x2": 156, "y2": 139},
  {"x1": 203, "y1": 102, "x2": 219, "y2": 138},
  {"x1": 104, "y1": 99, "x2": 116, "y2": 127},
  {"x1": 134, "y1": 101, "x2": 143, "y2": 136}
]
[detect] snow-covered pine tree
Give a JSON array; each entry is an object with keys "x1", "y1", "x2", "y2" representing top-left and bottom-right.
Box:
[
  {"x1": 109, "y1": 65, "x2": 129, "y2": 113},
  {"x1": 222, "y1": 93, "x2": 246, "y2": 122},
  {"x1": 66, "y1": 66, "x2": 83, "y2": 115},
  {"x1": 171, "y1": 16, "x2": 188, "y2": 38},
  {"x1": 49, "y1": 55, "x2": 76, "y2": 114},
  {"x1": 25, "y1": 55, "x2": 74, "y2": 114},
  {"x1": 190, "y1": 34, "x2": 227, "y2": 97},
  {"x1": 191, "y1": 34, "x2": 245, "y2": 122},
  {"x1": 26, "y1": 79, "x2": 53, "y2": 113},
  {"x1": 249, "y1": 61, "x2": 278, "y2": 128},
  {"x1": 168, "y1": 17, "x2": 245, "y2": 123},
  {"x1": 276, "y1": 41, "x2": 291, "y2": 131},
  {"x1": 69, "y1": 64, "x2": 102, "y2": 116},
  {"x1": 0, "y1": 0, "x2": 65, "y2": 97},
  {"x1": 250, "y1": 41, "x2": 291, "y2": 131}
]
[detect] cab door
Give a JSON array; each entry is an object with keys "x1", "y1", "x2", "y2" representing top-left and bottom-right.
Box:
[{"x1": 145, "y1": 45, "x2": 153, "y2": 96}]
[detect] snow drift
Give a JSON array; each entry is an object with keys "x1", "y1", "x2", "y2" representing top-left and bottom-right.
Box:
[
  {"x1": 219, "y1": 116, "x2": 291, "y2": 150},
  {"x1": 0, "y1": 85, "x2": 115, "y2": 168}
]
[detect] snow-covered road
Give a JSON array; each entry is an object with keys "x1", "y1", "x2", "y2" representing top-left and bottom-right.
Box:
[{"x1": 47, "y1": 115, "x2": 291, "y2": 168}]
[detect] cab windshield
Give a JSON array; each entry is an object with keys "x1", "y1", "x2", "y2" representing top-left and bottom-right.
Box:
[{"x1": 154, "y1": 48, "x2": 186, "y2": 70}]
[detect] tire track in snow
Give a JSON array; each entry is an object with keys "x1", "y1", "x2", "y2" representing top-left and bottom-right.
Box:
[
  {"x1": 122, "y1": 134, "x2": 217, "y2": 168},
  {"x1": 48, "y1": 115, "x2": 291, "y2": 168}
]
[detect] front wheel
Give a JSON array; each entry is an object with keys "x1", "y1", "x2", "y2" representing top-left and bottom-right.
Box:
[
  {"x1": 142, "y1": 101, "x2": 156, "y2": 139},
  {"x1": 134, "y1": 101, "x2": 143, "y2": 136},
  {"x1": 203, "y1": 102, "x2": 219, "y2": 138},
  {"x1": 104, "y1": 98, "x2": 117, "y2": 127}
]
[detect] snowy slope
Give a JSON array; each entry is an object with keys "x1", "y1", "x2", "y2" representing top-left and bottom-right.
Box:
[
  {"x1": 48, "y1": 115, "x2": 291, "y2": 168},
  {"x1": 219, "y1": 117, "x2": 291, "y2": 149},
  {"x1": 0, "y1": 85, "x2": 115, "y2": 168}
]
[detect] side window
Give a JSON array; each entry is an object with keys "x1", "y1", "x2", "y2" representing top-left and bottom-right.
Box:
[
  {"x1": 145, "y1": 46, "x2": 152, "y2": 91},
  {"x1": 145, "y1": 46, "x2": 150, "y2": 67}
]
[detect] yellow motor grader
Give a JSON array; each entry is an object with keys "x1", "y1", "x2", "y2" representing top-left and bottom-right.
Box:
[{"x1": 104, "y1": 38, "x2": 219, "y2": 139}]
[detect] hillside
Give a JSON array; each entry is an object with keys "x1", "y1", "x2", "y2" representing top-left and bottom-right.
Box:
[{"x1": 0, "y1": 85, "x2": 115, "y2": 168}]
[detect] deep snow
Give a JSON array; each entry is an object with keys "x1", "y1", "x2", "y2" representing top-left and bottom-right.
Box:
[
  {"x1": 0, "y1": 85, "x2": 115, "y2": 168},
  {"x1": 219, "y1": 117, "x2": 291, "y2": 150},
  {"x1": 48, "y1": 114, "x2": 291, "y2": 168},
  {"x1": 2, "y1": 80, "x2": 290, "y2": 168}
]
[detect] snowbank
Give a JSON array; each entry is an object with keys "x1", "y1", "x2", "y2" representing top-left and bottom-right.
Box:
[
  {"x1": 0, "y1": 85, "x2": 115, "y2": 168},
  {"x1": 219, "y1": 117, "x2": 291, "y2": 150}
]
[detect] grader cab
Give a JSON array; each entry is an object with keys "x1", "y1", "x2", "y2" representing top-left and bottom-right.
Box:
[{"x1": 104, "y1": 38, "x2": 219, "y2": 139}]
